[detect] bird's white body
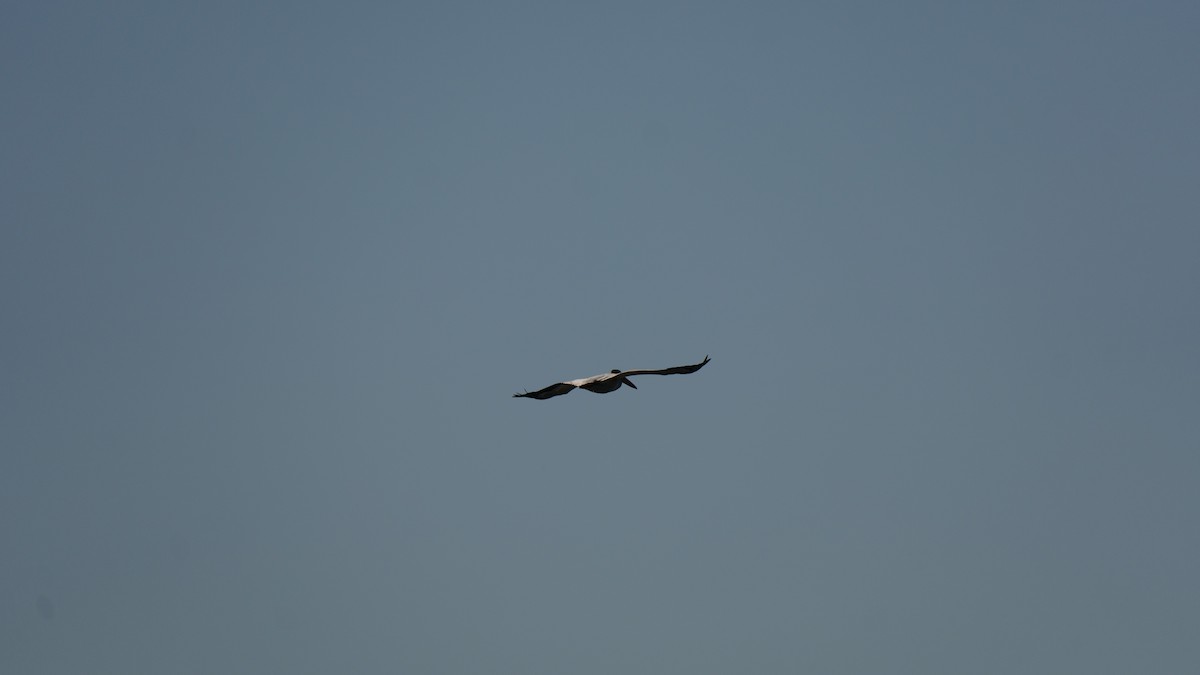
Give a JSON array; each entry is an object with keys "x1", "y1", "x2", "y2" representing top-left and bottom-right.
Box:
[{"x1": 569, "y1": 373, "x2": 626, "y2": 393}]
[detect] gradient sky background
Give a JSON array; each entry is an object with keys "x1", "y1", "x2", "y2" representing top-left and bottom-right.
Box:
[{"x1": 3, "y1": 2, "x2": 1198, "y2": 673}]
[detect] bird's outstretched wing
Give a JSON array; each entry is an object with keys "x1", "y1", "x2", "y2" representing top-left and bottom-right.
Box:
[
  {"x1": 621, "y1": 355, "x2": 711, "y2": 378},
  {"x1": 513, "y1": 382, "x2": 577, "y2": 400}
]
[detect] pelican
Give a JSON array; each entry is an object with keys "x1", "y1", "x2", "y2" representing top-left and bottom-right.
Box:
[{"x1": 513, "y1": 355, "x2": 710, "y2": 400}]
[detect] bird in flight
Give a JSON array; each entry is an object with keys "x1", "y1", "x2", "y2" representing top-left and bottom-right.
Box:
[{"x1": 513, "y1": 355, "x2": 710, "y2": 400}]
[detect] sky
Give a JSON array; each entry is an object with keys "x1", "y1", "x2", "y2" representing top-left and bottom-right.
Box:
[{"x1": 3, "y1": 1, "x2": 1198, "y2": 673}]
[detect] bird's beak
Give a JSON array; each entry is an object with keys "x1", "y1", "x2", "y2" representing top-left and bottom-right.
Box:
[{"x1": 621, "y1": 377, "x2": 637, "y2": 389}]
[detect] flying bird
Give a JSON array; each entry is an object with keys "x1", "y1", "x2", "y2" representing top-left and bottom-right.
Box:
[{"x1": 513, "y1": 355, "x2": 710, "y2": 400}]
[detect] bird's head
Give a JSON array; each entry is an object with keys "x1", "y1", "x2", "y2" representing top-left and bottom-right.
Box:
[{"x1": 611, "y1": 369, "x2": 622, "y2": 374}]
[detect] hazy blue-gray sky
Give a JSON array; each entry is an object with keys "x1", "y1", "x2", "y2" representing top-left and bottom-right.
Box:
[{"x1": 4, "y1": 2, "x2": 1198, "y2": 673}]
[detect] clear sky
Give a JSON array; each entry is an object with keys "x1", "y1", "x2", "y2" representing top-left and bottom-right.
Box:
[{"x1": 3, "y1": 1, "x2": 1198, "y2": 673}]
